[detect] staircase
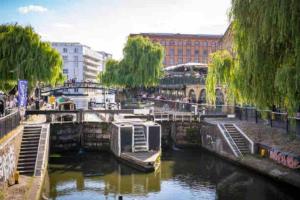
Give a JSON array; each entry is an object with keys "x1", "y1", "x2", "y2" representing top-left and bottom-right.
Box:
[
  {"x1": 17, "y1": 125, "x2": 42, "y2": 175},
  {"x1": 223, "y1": 124, "x2": 250, "y2": 155},
  {"x1": 133, "y1": 125, "x2": 148, "y2": 152}
]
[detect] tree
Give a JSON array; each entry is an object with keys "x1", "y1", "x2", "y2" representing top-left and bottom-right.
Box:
[
  {"x1": 0, "y1": 24, "x2": 64, "y2": 92},
  {"x1": 206, "y1": 50, "x2": 234, "y2": 104},
  {"x1": 206, "y1": 0, "x2": 300, "y2": 112},
  {"x1": 230, "y1": 0, "x2": 300, "y2": 111},
  {"x1": 99, "y1": 36, "x2": 164, "y2": 88}
]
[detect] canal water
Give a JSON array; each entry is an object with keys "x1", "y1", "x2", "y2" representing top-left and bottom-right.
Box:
[{"x1": 45, "y1": 149, "x2": 297, "y2": 200}]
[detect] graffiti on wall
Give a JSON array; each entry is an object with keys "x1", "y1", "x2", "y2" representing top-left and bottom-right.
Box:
[
  {"x1": 0, "y1": 146, "x2": 16, "y2": 182},
  {"x1": 269, "y1": 149, "x2": 300, "y2": 169}
]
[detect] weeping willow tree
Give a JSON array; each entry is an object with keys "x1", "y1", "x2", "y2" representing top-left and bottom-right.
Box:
[
  {"x1": 207, "y1": 0, "x2": 300, "y2": 112},
  {"x1": 231, "y1": 0, "x2": 300, "y2": 111},
  {"x1": 99, "y1": 59, "x2": 122, "y2": 87},
  {"x1": 0, "y1": 24, "x2": 64, "y2": 92},
  {"x1": 206, "y1": 50, "x2": 234, "y2": 104},
  {"x1": 99, "y1": 36, "x2": 164, "y2": 88}
]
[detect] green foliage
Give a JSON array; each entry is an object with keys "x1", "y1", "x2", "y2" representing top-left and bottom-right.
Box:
[
  {"x1": 0, "y1": 24, "x2": 64, "y2": 92},
  {"x1": 229, "y1": 0, "x2": 300, "y2": 111},
  {"x1": 99, "y1": 36, "x2": 164, "y2": 88},
  {"x1": 206, "y1": 50, "x2": 234, "y2": 104}
]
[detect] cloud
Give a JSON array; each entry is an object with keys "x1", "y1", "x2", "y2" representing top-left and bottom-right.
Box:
[
  {"x1": 53, "y1": 23, "x2": 73, "y2": 29},
  {"x1": 18, "y1": 5, "x2": 48, "y2": 14}
]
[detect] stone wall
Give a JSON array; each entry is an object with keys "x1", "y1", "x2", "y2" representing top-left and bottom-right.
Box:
[
  {"x1": 0, "y1": 126, "x2": 23, "y2": 184},
  {"x1": 200, "y1": 122, "x2": 235, "y2": 156},
  {"x1": 50, "y1": 122, "x2": 110, "y2": 152},
  {"x1": 169, "y1": 121, "x2": 202, "y2": 145}
]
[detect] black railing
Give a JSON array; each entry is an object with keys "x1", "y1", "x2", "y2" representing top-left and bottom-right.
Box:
[
  {"x1": 235, "y1": 106, "x2": 299, "y2": 134},
  {"x1": 0, "y1": 110, "x2": 21, "y2": 139},
  {"x1": 147, "y1": 98, "x2": 300, "y2": 135},
  {"x1": 160, "y1": 76, "x2": 206, "y2": 86},
  {"x1": 40, "y1": 82, "x2": 116, "y2": 94}
]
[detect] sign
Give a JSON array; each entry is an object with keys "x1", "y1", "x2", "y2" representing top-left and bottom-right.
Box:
[
  {"x1": 49, "y1": 95, "x2": 56, "y2": 104},
  {"x1": 18, "y1": 80, "x2": 28, "y2": 107}
]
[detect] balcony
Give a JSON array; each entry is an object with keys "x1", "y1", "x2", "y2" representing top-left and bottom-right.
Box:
[
  {"x1": 84, "y1": 71, "x2": 97, "y2": 80},
  {"x1": 159, "y1": 76, "x2": 206, "y2": 88},
  {"x1": 84, "y1": 65, "x2": 98, "y2": 73}
]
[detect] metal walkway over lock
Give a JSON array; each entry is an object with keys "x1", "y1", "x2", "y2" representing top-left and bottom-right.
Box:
[{"x1": 40, "y1": 82, "x2": 116, "y2": 95}]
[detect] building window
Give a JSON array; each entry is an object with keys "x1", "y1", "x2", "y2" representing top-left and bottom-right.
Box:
[
  {"x1": 74, "y1": 88, "x2": 79, "y2": 92},
  {"x1": 63, "y1": 69, "x2": 68, "y2": 74},
  {"x1": 63, "y1": 56, "x2": 68, "y2": 61},
  {"x1": 170, "y1": 57, "x2": 174, "y2": 65},
  {"x1": 203, "y1": 41, "x2": 208, "y2": 47},
  {"x1": 63, "y1": 48, "x2": 68, "y2": 53},
  {"x1": 169, "y1": 40, "x2": 175, "y2": 46},
  {"x1": 186, "y1": 49, "x2": 191, "y2": 56},
  {"x1": 178, "y1": 57, "x2": 183, "y2": 64},
  {"x1": 187, "y1": 57, "x2": 192, "y2": 62},
  {"x1": 195, "y1": 49, "x2": 199, "y2": 55},
  {"x1": 160, "y1": 40, "x2": 166, "y2": 45},
  {"x1": 186, "y1": 40, "x2": 192, "y2": 46},
  {"x1": 74, "y1": 48, "x2": 78, "y2": 53},
  {"x1": 194, "y1": 41, "x2": 200, "y2": 46},
  {"x1": 203, "y1": 49, "x2": 208, "y2": 57},
  {"x1": 177, "y1": 40, "x2": 183, "y2": 46},
  {"x1": 194, "y1": 57, "x2": 199, "y2": 63},
  {"x1": 169, "y1": 48, "x2": 175, "y2": 56},
  {"x1": 74, "y1": 56, "x2": 78, "y2": 67},
  {"x1": 178, "y1": 49, "x2": 183, "y2": 56}
]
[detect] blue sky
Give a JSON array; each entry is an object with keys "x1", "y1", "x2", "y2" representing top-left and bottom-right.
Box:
[{"x1": 0, "y1": 0, "x2": 231, "y2": 58}]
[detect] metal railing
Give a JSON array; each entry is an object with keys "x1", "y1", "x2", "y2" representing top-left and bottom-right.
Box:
[
  {"x1": 147, "y1": 98, "x2": 300, "y2": 135},
  {"x1": 235, "y1": 106, "x2": 300, "y2": 134},
  {"x1": 160, "y1": 76, "x2": 206, "y2": 87},
  {"x1": 0, "y1": 110, "x2": 21, "y2": 139}
]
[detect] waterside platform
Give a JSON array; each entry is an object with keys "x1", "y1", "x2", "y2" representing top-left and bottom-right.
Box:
[{"x1": 120, "y1": 151, "x2": 161, "y2": 172}]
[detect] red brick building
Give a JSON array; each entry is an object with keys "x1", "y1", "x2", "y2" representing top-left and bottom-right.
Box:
[{"x1": 130, "y1": 33, "x2": 222, "y2": 67}]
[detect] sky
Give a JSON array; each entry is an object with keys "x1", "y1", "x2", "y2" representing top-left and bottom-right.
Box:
[{"x1": 0, "y1": 0, "x2": 231, "y2": 59}]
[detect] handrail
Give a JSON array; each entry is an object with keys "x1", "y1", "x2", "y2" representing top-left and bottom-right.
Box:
[
  {"x1": 217, "y1": 124, "x2": 240, "y2": 157},
  {"x1": 233, "y1": 124, "x2": 254, "y2": 153}
]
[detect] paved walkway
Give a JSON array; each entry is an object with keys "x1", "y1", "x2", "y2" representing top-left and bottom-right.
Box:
[{"x1": 205, "y1": 118, "x2": 300, "y2": 155}]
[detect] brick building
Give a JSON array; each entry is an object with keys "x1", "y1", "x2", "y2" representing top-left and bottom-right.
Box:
[
  {"x1": 219, "y1": 23, "x2": 234, "y2": 55},
  {"x1": 130, "y1": 33, "x2": 222, "y2": 67}
]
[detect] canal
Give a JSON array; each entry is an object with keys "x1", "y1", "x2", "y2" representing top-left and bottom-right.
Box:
[{"x1": 45, "y1": 149, "x2": 297, "y2": 200}]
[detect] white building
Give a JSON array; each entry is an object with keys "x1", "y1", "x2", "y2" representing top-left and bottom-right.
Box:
[{"x1": 51, "y1": 42, "x2": 112, "y2": 94}]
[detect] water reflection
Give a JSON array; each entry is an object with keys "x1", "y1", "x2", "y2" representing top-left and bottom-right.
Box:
[{"x1": 47, "y1": 150, "x2": 298, "y2": 200}]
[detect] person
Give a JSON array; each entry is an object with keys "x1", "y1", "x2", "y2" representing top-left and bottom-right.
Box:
[{"x1": 0, "y1": 100, "x2": 4, "y2": 117}]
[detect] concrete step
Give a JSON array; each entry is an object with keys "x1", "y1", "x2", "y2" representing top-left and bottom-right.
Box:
[
  {"x1": 20, "y1": 152, "x2": 37, "y2": 158},
  {"x1": 18, "y1": 162, "x2": 36, "y2": 166},
  {"x1": 21, "y1": 145, "x2": 38, "y2": 150},
  {"x1": 18, "y1": 156, "x2": 36, "y2": 161},
  {"x1": 134, "y1": 131, "x2": 144, "y2": 134},
  {"x1": 22, "y1": 139, "x2": 40, "y2": 143},
  {"x1": 134, "y1": 135, "x2": 146, "y2": 139},
  {"x1": 22, "y1": 139, "x2": 39, "y2": 143},
  {"x1": 24, "y1": 128, "x2": 41, "y2": 131},
  {"x1": 134, "y1": 138, "x2": 146, "y2": 142},
  {"x1": 17, "y1": 165, "x2": 35, "y2": 170},
  {"x1": 134, "y1": 141, "x2": 147, "y2": 145},
  {"x1": 23, "y1": 132, "x2": 41, "y2": 136},
  {"x1": 21, "y1": 144, "x2": 39, "y2": 148},
  {"x1": 20, "y1": 151, "x2": 38, "y2": 155},
  {"x1": 23, "y1": 129, "x2": 41, "y2": 133},
  {"x1": 18, "y1": 170, "x2": 34, "y2": 175}
]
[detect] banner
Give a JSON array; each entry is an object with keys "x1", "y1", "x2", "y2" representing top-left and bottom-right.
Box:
[{"x1": 18, "y1": 80, "x2": 28, "y2": 107}]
